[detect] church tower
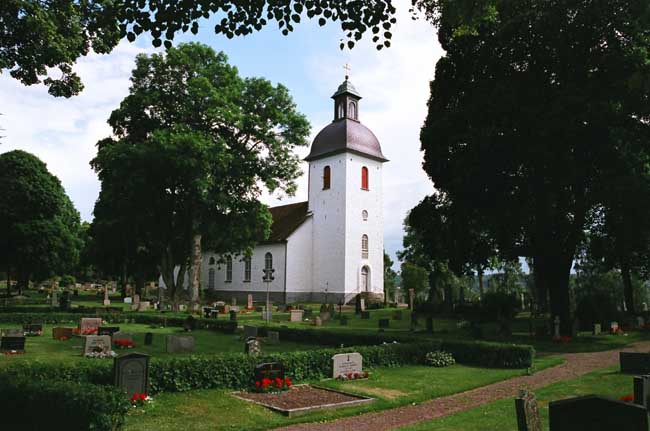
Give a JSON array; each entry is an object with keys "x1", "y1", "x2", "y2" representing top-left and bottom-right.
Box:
[{"x1": 305, "y1": 76, "x2": 388, "y2": 303}]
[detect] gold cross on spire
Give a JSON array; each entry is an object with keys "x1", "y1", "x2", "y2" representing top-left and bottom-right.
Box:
[{"x1": 343, "y1": 63, "x2": 351, "y2": 80}]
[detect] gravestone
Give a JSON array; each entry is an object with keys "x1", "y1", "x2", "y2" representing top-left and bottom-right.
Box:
[
  {"x1": 50, "y1": 291, "x2": 58, "y2": 307},
  {"x1": 289, "y1": 309, "x2": 304, "y2": 322},
  {"x1": 80, "y1": 317, "x2": 102, "y2": 333},
  {"x1": 620, "y1": 352, "x2": 650, "y2": 374},
  {"x1": 144, "y1": 332, "x2": 154, "y2": 346},
  {"x1": 245, "y1": 338, "x2": 261, "y2": 356},
  {"x1": 360, "y1": 311, "x2": 370, "y2": 320},
  {"x1": 124, "y1": 297, "x2": 132, "y2": 304},
  {"x1": 392, "y1": 311, "x2": 403, "y2": 321},
  {"x1": 355, "y1": 294, "x2": 362, "y2": 315},
  {"x1": 319, "y1": 311, "x2": 331, "y2": 322},
  {"x1": 593, "y1": 323, "x2": 602, "y2": 335},
  {"x1": 98, "y1": 326, "x2": 120, "y2": 337},
  {"x1": 360, "y1": 298, "x2": 366, "y2": 312},
  {"x1": 244, "y1": 325, "x2": 258, "y2": 339},
  {"x1": 0, "y1": 336, "x2": 25, "y2": 352},
  {"x1": 549, "y1": 395, "x2": 649, "y2": 431},
  {"x1": 515, "y1": 389, "x2": 542, "y2": 431},
  {"x1": 267, "y1": 331, "x2": 280, "y2": 344},
  {"x1": 553, "y1": 316, "x2": 561, "y2": 338},
  {"x1": 247, "y1": 294, "x2": 253, "y2": 310},
  {"x1": 22, "y1": 323, "x2": 42, "y2": 336},
  {"x1": 314, "y1": 316, "x2": 322, "y2": 326},
  {"x1": 166, "y1": 335, "x2": 195, "y2": 353},
  {"x1": 83, "y1": 335, "x2": 112, "y2": 356},
  {"x1": 611, "y1": 321, "x2": 620, "y2": 333},
  {"x1": 332, "y1": 352, "x2": 363, "y2": 378},
  {"x1": 254, "y1": 362, "x2": 284, "y2": 381},
  {"x1": 52, "y1": 327, "x2": 73, "y2": 340},
  {"x1": 634, "y1": 374, "x2": 650, "y2": 410},
  {"x1": 2, "y1": 328, "x2": 23, "y2": 337},
  {"x1": 112, "y1": 332, "x2": 134, "y2": 344},
  {"x1": 114, "y1": 353, "x2": 150, "y2": 398},
  {"x1": 378, "y1": 318, "x2": 390, "y2": 329},
  {"x1": 103, "y1": 287, "x2": 110, "y2": 306},
  {"x1": 137, "y1": 301, "x2": 150, "y2": 312},
  {"x1": 229, "y1": 310, "x2": 237, "y2": 321}
]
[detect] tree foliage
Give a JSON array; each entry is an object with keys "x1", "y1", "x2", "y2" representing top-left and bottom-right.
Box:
[
  {"x1": 91, "y1": 43, "x2": 309, "y2": 305},
  {"x1": 383, "y1": 251, "x2": 397, "y2": 304},
  {"x1": 2, "y1": 0, "x2": 397, "y2": 96},
  {"x1": 0, "y1": 150, "x2": 81, "y2": 293},
  {"x1": 417, "y1": 0, "x2": 650, "y2": 333}
]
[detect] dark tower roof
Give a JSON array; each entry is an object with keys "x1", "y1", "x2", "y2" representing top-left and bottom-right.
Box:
[{"x1": 305, "y1": 79, "x2": 388, "y2": 163}]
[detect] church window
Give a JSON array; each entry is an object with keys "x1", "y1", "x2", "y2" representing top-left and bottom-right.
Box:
[
  {"x1": 209, "y1": 257, "x2": 215, "y2": 265},
  {"x1": 361, "y1": 166, "x2": 369, "y2": 190},
  {"x1": 243, "y1": 256, "x2": 251, "y2": 282},
  {"x1": 337, "y1": 103, "x2": 345, "y2": 119},
  {"x1": 323, "y1": 166, "x2": 331, "y2": 189},
  {"x1": 208, "y1": 268, "x2": 215, "y2": 290},
  {"x1": 362, "y1": 210, "x2": 368, "y2": 221},
  {"x1": 348, "y1": 101, "x2": 357, "y2": 120},
  {"x1": 265, "y1": 252, "x2": 273, "y2": 271},
  {"x1": 362, "y1": 234, "x2": 369, "y2": 259},
  {"x1": 225, "y1": 256, "x2": 232, "y2": 282}
]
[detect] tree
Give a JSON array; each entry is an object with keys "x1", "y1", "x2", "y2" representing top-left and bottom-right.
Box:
[
  {"x1": 418, "y1": 0, "x2": 650, "y2": 334},
  {"x1": 2, "y1": 1, "x2": 397, "y2": 97},
  {"x1": 383, "y1": 251, "x2": 398, "y2": 304},
  {"x1": 0, "y1": 150, "x2": 81, "y2": 294},
  {"x1": 400, "y1": 262, "x2": 429, "y2": 304},
  {"x1": 91, "y1": 43, "x2": 310, "y2": 309}
]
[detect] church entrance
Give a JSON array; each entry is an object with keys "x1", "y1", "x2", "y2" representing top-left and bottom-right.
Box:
[{"x1": 361, "y1": 266, "x2": 370, "y2": 292}]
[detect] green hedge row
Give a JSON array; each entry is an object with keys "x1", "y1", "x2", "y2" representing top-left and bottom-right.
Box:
[
  {"x1": 0, "y1": 306, "x2": 124, "y2": 313},
  {"x1": 256, "y1": 326, "x2": 422, "y2": 346},
  {"x1": 0, "y1": 312, "x2": 238, "y2": 333},
  {"x1": 440, "y1": 339, "x2": 535, "y2": 369},
  {"x1": 0, "y1": 376, "x2": 130, "y2": 430}
]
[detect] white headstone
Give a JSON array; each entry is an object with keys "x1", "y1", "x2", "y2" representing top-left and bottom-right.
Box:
[
  {"x1": 611, "y1": 321, "x2": 619, "y2": 332},
  {"x1": 124, "y1": 297, "x2": 132, "y2": 304},
  {"x1": 593, "y1": 323, "x2": 601, "y2": 335},
  {"x1": 83, "y1": 335, "x2": 112, "y2": 356},
  {"x1": 332, "y1": 353, "x2": 363, "y2": 378},
  {"x1": 553, "y1": 316, "x2": 561, "y2": 338},
  {"x1": 289, "y1": 309, "x2": 304, "y2": 322}
]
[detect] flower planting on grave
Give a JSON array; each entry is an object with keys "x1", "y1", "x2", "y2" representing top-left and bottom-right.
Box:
[
  {"x1": 114, "y1": 339, "x2": 136, "y2": 349},
  {"x1": 130, "y1": 392, "x2": 153, "y2": 407},
  {"x1": 254, "y1": 377, "x2": 292, "y2": 393},
  {"x1": 425, "y1": 351, "x2": 456, "y2": 367},
  {"x1": 620, "y1": 394, "x2": 634, "y2": 402},
  {"x1": 552, "y1": 335, "x2": 572, "y2": 344},
  {"x1": 336, "y1": 371, "x2": 369, "y2": 381},
  {"x1": 74, "y1": 326, "x2": 98, "y2": 335}
]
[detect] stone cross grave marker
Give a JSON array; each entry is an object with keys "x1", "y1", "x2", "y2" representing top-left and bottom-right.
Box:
[
  {"x1": 0, "y1": 336, "x2": 25, "y2": 353},
  {"x1": 114, "y1": 353, "x2": 150, "y2": 398},
  {"x1": 166, "y1": 335, "x2": 195, "y2": 353},
  {"x1": 52, "y1": 327, "x2": 73, "y2": 340},
  {"x1": 515, "y1": 389, "x2": 542, "y2": 431},
  {"x1": 245, "y1": 338, "x2": 261, "y2": 356},
  {"x1": 80, "y1": 317, "x2": 102, "y2": 334},
  {"x1": 244, "y1": 325, "x2": 258, "y2": 339},
  {"x1": 98, "y1": 326, "x2": 120, "y2": 337},
  {"x1": 593, "y1": 323, "x2": 601, "y2": 335},
  {"x1": 83, "y1": 335, "x2": 112, "y2": 356},
  {"x1": 254, "y1": 362, "x2": 284, "y2": 382},
  {"x1": 332, "y1": 353, "x2": 363, "y2": 379},
  {"x1": 144, "y1": 332, "x2": 153, "y2": 346},
  {"x1": 549, "y1": 395, "x2": 649, "y2": 431}
]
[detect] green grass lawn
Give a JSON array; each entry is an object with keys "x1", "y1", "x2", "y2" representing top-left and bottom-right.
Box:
[
  {"x1": 0, "y1": 323, "x2": 325, "y2": 366},
  {"x1": 122, "y1": 357, "x2": 563, "y2": 431},
  {"x1": 398, "y1": 366, "x2": 632, "y2": 431}
]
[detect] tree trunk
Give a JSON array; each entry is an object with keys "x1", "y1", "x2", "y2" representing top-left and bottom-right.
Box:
[
  {"x1": 536, "y1": 255, "x2": 573, "y2": 335},
  {"x1": 16, "y1": 269, "x2": 29, "y2": 295},
  {"x1": 532, "y1": 260, "x2": 549, "y2": 314},
  {"x1": 135, "y1": 272, "x2": 145, "y2": 297},
  {"x1": 6, "y1": 266, "x2": 11, "y2": 297},
  {"x1": 478, "y1": 269, "x2": 484, "y2": 298},
  {"x1": 621, "y1": 261, "x2": 635, "y2": 314},
  {"x1": 119, "y1": 260, "x2": 128, "y2": 298},
  {"x1": 189, "y1": 233, "x2": 202, "y2": 311}
]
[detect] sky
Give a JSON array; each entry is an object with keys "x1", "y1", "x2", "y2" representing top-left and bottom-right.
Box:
[{"x1": 0, "y1": 1, "x2": 444, "y2": 270}]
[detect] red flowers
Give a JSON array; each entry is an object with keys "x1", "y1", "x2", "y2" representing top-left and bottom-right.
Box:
[
  {"x1": 254, "y1": 377, "x2": 292, "y2": 393},
  {"x1": 552, "y1": 336, "x2": 572, "y2": 344},
  {"x1": 336, "y1": 371, "x2": 369, "y2": 381},
  {"x1": 131, "y1": 393, "x2": 149, "y2": 406},
  {"x1": 620, "y1": 394, "x2": 634, "y2": 402},
  {"x1": 114, "y1": 339, "x2": 136, "y2": 349},
  {"x1": 73, "y1": 327, "x2": 98, "y2": 335}
]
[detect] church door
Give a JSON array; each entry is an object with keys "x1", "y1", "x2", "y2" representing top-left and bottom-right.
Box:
[
  {"x1": 208, "y1": 268, "x2": 215, "y2": 290},
  {"x1": 361, "y1": 266, "x2": 369, "y2": 292}
]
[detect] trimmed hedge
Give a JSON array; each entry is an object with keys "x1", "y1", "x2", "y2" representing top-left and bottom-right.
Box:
[
  {"x1": 0, "y1": 377, "x2": 130, "y2": 430},
  {"x1": 440, "y1": 340, "x2": 535, "y2": 369},
  {"x1": 0, "y1": 306, "x2": 124, "y2": 314},
  {"x1": 257, "y1": 326, "x2": 422, "y2": 346}
]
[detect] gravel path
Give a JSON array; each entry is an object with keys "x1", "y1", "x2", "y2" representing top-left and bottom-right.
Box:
[{"x1": 272, "y1": 341, "x2": 650, "y2": 431}]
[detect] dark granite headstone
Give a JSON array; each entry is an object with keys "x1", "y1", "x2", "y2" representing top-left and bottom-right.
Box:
[
  {"x1": 244, "y1": 325, "x2": 258, "y2": 339},
  {"x1": 98, "y1": 326, "x2": 120, "y2": 337},
  {"x1": 360, "y1": 311, "x2": 370, "y2": 319},
  {"x1": 229, "y1": 310, "x2": 237, "y2": 321},
  {"x1": 144, "y1": 332, "x2": 153, "y2": 346},
  {"x1": 355, "y1": 294, "x2": 362, "y2": 315},
  {"x1": 515, "y1": 389, "x2": 542, "y2": 431},
  {"x1": 52, "y1": 327, "x2": 73, "y2": 340},
  {"x1": 378, "y1": 318, "x2": 390, "y2": 329},
  {"x1": 22, "y1": 324, "x2": 42, "y2": 336},
  {"x1": 254, "y1": 362, "x2": 285, "y2": 382},
  {"x1": 549, "y1": 395, "x2": 649, "y2": 431},
  {"x1": 0, "y1": 336, "x2": 25, "y2": 352},
  {"x1": 114, "y1": 353, "x2": 150, "y2": 398},
  {"x1": 634, "y1": 374, "x2": 650, "y2": 410},
  {"x1": 621, "y1": 352, "x2": 650, "y2": 374}
]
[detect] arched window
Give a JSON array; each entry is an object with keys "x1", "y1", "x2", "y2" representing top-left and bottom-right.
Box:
[
  {"x1": 361, "y1": 266, "x2": 369, "y2": 291},
  {"x1": 243, "y1": 256, "x2": 251, "y2": 282},
  {"x1": 209, "y1": 256, "x2": 215, "y2": 265},
  {"x1": 348, "y1": 101, "x2": 357, "y2": 120},
  {"x1": 362, "y1": 234, "x2": 369, "y2": 259},
  {"x1": 337, "y1": 103, "x2": 345, "y2": 119},
  {"x1": 265, "y1": 252, "x2": 273, "y2": 271},
  {"x1": 323, "y1": 166, "x2": 331, "y2": 190},
  {"x1": 225, "y1": 256, "x2": 232, "y2": 282},
  {"x1": 361, "y1": 166, "x2": 369, "y2": 190},
  {"x1": 208, "y1": 268, "x2": 215, "y2": 290}
]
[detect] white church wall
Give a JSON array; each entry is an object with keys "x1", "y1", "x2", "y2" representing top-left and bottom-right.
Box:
[
  {"x1": 285, "y1": 216, "x2": 313, "y2": 301},
  {"x1": 308, "y1": 154, "x2": 348, "y2": 300},
  {"x1": 344, "y1": 154, "x2": 384, "y2": 300}
]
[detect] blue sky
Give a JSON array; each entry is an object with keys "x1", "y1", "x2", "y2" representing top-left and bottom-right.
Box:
[{"x1": 0, "y1": 1, "x2": 444, "y2": 269}]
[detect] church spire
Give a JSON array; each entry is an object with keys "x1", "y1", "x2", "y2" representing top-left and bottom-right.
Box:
[{"x1": 332, "y1": 65, "x2": 361, "y2": 122}]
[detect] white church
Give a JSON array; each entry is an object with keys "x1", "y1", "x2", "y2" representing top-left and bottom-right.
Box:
[{"x1": 201, "y1": 78, "x2": 388, "y2": 304}]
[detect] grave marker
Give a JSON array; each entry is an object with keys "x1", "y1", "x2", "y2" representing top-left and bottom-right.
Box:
[
  {"x1": 123, "y1": 297, "x2": 132, "y2": 304},
  {"x1": 80, "y1": 317, "x2": 102, "y2": 334},
  {"x1": 620, "y1": 352, "x2": 650, "y2": 374},
  {"x1": 112, "y1": 332, "x2": 134, "y2": 344},
  {"x1": 267, "y1": 331, "x2": 280, "y2": 344},
  {"x1": 83, "y1": 335, "x2": 112, "y2": 356},
  {"x1": 246, "y1": 338, "x2": 261, "y2": 356},
  {"x1": 314, "y1": 316, "x2": 322, "y2": 326},
  {"x1": 332, "y1": 353, "x2": 363, "y2": 378},
  {"x1": 289, "y1": 309, "x2": 304, "y2": 322},
  {"x1": 549, "y1": 395, "x2": 649, "y2": 431},
  {"x1": 98, "y1": 326, "x2": 120, "y2": 337},
  {"x1": 166, "y1": 335, "x2": 195, "y2": 353},
  {"x1": 515, "y1": 389, "x2": 542, "y2": 431},
  {"x1": 2, "y1": 328, "x2": 23, "y2": 337},
  {"x1": 244, "y1": 325, "x2": 258, "y2": 339},
  {"x1": 22, "y1": 324, "x2": 42, "y2": 336},
  {"x1": 593, "y1": 323, "x2": 601, "y2": 335},
  {"x1": 52, "y1": 327, "x2": 73, "y2": 340},
  {"x1": 114, "y1": 353, "x2": 150, "y2": 398},
  {"x1": 0, "y1": 336, "x2": 25, "y2": 353},
  {"x1": 634, "y1": 374, "x2": 650, "y2": 410},
  {"x1": 247, "y1": 294, "x2": 253, "y2": 310},
  {"x1": 254, "y1": 362, "x2": 284, "y2": 381},
  {"x1": 144, "y1": 332, "x2": 154, "y2": 346}
]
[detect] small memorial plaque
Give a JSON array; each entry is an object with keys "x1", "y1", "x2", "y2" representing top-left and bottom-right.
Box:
[
  {"x1": 84, "y1": 335, "x2": 112, "y2": 356},
  {"x1": 332, "y1": 353, "x2": 363, "y2": 379},
  {"x1": 0, "y1": 336, "x2": 25, "y2": 352},
  {"x1": 289, "y1": 309, "x2": 304, "y2": 322},
  {"x1": 254, "y1": 362, "x2": 285, "y2": 382},
  {"x1": 114, "y1": 353, "x2": 150, "y2": 398}
]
